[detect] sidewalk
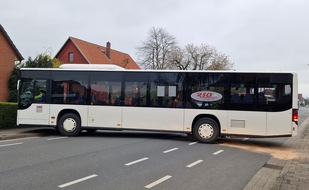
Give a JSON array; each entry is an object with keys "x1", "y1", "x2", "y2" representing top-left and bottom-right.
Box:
[{"x1": 243, "y1": 119, "x2": 309, "y2": 190}]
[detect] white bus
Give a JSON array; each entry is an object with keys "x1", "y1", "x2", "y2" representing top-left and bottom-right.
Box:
[{"x1": 17, "y1": 64, "x2": 299, "y2": 143}]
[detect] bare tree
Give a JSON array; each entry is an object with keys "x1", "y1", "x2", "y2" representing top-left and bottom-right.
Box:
[
  {"x1": 136, "y1": 27, "x2": 177, "y2": 69},
  {"x1": 208, "y1": 52, "x2": 234, "y2": 70},
  {"x1": 169, "y1": 43, "x2": 233, "y2": 70},
  {"x1": 187, "y1": 44, "x2": 213, "y2": 70},
  {"x1": 168, "y1": 46, "x2": 190, "y2": 70},
  {"x1": 137, "y1": 27, "x2": 233, "y2": 70}
]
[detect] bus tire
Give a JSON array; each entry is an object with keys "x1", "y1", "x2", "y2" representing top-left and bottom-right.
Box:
[
  {"x1": 193, "y1": 118, "x2": 219, "y2": 143},
  {"x1": 58, "y1": 113, "x2": 81, "y2": 136}
]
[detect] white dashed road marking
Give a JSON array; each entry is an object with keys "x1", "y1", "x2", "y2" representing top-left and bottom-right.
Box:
[
  {"x1": 163, "y1": 148, "x2": 178, "y2": 153},
  {"x1": 0, "y1": 142, "x2": 23, "y2": 147},
  {"x1": 145, "y1": 175, "x2": 172, "y2": 189},
  {"x1": 186, "y1": 160, "x2": 203, "y2": 168},
  {"x1": 47, "y1": 137, "x2": 68, "y2": 141},
  {"x1": 188, "y1": 142, "x2": 198, "y2": 145},
  {"x1": 58, "y1": 174, "x2": 98, "y2": 188},
  {"x1": 0, "y1": 137, "x2": 39, "y2": 143},
  {"x1": 125, "y1": 157, "x2": 149, "y2": 166},
  {"x1": 213, "y1": 150, "x2": 224, "y2": 155}
]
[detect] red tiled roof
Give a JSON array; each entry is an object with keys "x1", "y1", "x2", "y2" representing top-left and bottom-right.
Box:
[{"x1": 59, "y1": 37, "x2": 140, "y2": 69}]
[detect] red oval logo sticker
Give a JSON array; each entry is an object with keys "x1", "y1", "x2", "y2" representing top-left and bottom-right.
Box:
[{"x1": 191, "y1": 91, "x2": 222, "y2": 102}]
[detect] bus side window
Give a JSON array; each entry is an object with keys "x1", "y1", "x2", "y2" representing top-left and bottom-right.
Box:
[
  {"x1": 231, "y1": 93, "x2": 241, "y2": 103},
  {"x1": 258, "y1": 92, "x2": 266, "y2": 104},
  {"x1": 243, "y1": 93, "x2": 253, "y2": 104}
]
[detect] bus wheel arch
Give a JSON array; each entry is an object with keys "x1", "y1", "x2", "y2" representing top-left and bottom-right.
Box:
[
  {"x1": 192, "y1": 115, "x2": 221, "y2": 143},
  {"x1": 57, "y1": 109, "x2": 82, "y2": 136}
]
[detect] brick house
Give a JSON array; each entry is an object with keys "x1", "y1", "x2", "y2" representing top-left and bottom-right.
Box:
[
  {"x1": 0, "y1": 24, "x2": 24, "y2": 102},
  {"x1": 55, "y1": 37, "x2": 140, "y2": 69}
]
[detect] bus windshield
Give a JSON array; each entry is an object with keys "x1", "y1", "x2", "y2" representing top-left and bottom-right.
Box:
[{"x1": 18, "y1": 79, "x2": 47, "y2": 109}]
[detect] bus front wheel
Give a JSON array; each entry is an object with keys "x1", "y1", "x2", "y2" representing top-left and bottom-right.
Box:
[
  {"x1": 193, "y1": 118, "x2": 219, "y2": 143},
  {"x1": 58, "y1": 113, "x2": 81, "y2": 136}
]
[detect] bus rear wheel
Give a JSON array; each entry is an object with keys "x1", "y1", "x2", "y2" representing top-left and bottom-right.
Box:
[
  {"x1": 193, "y1": 118, "x2": 219, "y2": 143},
  {"x1": 58, "y1": 113, "x2": 81, "y2": 136}
]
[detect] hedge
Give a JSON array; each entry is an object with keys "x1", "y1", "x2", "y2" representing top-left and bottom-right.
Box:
[{"x1": 0, "y1": 102, "x2": 17, "y2": 128}]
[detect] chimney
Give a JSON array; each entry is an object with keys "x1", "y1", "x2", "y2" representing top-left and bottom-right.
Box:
[{"x1": 106, "y1": 41, "x2": 111, "y2": 59}]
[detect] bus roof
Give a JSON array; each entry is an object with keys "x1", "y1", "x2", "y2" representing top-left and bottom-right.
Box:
[
  {"x1": 20, "y1": 64, "x2": 297, "y2": 75},
  {"x1": 59, "y1": 64, "x2": 125, "y2": 70}
]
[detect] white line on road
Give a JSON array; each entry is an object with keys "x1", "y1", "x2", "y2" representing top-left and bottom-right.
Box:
[
  {"x1": 145, "y1": 175, "x2": 172, "y2": 189},
  {"x1": 47, "y1": 137, "x2": 68, "y2": 141},
  {"x1": 58, "y1": 174, "x2": 98, "y2": 188},
  {"x1": 0, "y1": 142, "x2": 23, "y2": 147},
  {"x1": 188, "y1": 142, "x2": 198, "y2": 145},
  {"x1": 125, "y1": 157, "x2": 149, "y2": 166},
  {"x1": 186, "y1": 160, "x2": 203, "y2": 168},
  {"x1": 163, "y1": 148, "x2": 178, "y2": 153},
  {"x1": 0, "y1": 137, "x2": 39, "y2": 143},
  {"x1": 213, "y1": 150, "x2": 224, "y2": 155}
]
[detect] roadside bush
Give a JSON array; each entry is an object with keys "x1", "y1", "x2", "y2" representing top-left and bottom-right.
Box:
[{"x1": 0, "y1": 102, "x2": 17, "y2": 128}]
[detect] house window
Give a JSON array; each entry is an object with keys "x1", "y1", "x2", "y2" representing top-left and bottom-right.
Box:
[{"x1": 68, "y1": 52, "x2": 74, "y2": 62}]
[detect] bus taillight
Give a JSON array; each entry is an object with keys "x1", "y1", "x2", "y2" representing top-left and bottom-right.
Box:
[{"x1": 292, "y1": 109, "x2": 298, "y2": 125}]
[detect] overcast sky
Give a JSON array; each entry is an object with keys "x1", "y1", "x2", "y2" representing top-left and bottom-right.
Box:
[{"x1": 2, "y1": 0, "x2": 309, "y2": 97}]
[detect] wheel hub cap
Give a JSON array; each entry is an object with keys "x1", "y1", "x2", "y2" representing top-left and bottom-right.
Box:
[
  {"x1": 63, "y1": 118, "x2": 77, "y2": 132},
  {"x1": 198, "y1": 124, "x2": 214, "y2": 139}
]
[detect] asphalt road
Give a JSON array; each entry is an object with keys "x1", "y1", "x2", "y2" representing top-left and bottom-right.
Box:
[
  {"x1": 0, "y1": 108, "x2": 308, "y2": 190},
  {"x1": 298, "y1": 106, "x2": 309, "y2": 124}
]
